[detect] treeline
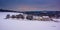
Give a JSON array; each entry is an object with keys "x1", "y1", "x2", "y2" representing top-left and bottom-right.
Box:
[
  {"x1": 0, "y1": 9, "x2": 23, "y2": 13},
  {"x1": 24, "y1": 11, "x2": 60, "y2": 16},
  {"x1": 0, "y1": 9, "x2": 60, "y2": 16}
]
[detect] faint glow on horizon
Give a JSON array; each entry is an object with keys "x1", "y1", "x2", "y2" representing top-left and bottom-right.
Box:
[{"x1": 17, "y1": 7, "x2": 47, "y2": 10}]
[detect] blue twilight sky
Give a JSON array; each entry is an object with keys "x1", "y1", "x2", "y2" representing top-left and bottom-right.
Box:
[{"x1": 0, "y1": 0, "x2": 60, "y2": 11}]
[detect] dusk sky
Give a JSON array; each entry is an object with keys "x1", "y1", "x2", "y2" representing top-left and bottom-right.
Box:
[{"x1": 0, "y1": 0, "x2": 60, "y2": 11}]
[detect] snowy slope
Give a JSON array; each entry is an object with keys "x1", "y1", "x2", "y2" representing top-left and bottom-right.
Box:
[{"x1": 0, "y1": 12, "x2": 60, "y2": 30}]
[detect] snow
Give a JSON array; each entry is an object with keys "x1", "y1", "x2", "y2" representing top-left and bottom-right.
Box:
[
  {"x1": 0, "y1": 12, "x2": 60, "y2": 30},
  {"x1": 52, "y1": 19, "x2": 60, "y2": 21}
]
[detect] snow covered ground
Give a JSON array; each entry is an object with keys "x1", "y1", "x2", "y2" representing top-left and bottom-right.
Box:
[{"x1": 0, "y1": 12, "x2": 60, "y2": 30}]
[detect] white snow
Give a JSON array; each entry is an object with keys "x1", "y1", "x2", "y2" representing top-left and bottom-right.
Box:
[{"x1": 0, "y1": 12, "x2": 60, "y2": 30}]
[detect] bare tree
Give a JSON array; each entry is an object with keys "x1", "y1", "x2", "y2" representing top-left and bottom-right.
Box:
[
  {"x1": 5, "y1": 14, "x2": 10, "y2": 19},
  {"x1": 16, "y1": 14, "x2": 24, "y2": 19},
  {"x1": 26, "y1": 15, "x2": 33, "y2": 20},
  {"x1": 11, "y1": 15, "x2": 16, "y2": 19}
]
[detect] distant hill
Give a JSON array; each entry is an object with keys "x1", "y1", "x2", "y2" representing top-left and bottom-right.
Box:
[
  {"x1": 0, "y1": 9, "x2": 23, "y2": 13},
  {"x1": 0, "y1": 9, "x2": 60, "y2": 16},
  {"x1": 24, "y1": 11, "x2": 60, "y2": 15}
]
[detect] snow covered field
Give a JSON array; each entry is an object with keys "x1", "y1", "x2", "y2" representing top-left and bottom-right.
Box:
[{"x1": 0, "y1": 12, "x2": 60, "y2": 30}]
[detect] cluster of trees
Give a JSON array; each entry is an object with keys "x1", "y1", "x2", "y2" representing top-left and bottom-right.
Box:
[
  {"x1": 5, "y1": 14, "x2": 24, "y2": 19},
  {"x1": 5, "y1": 14, "x2": 53, "y2": 21},
  {"x1": 5, "y1": 14, "x2": 60, "y2": 22},
  {"x1": 5, "y1": 14, "x2": 33, "y2": 20}
]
